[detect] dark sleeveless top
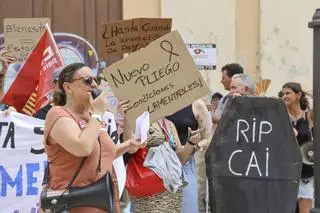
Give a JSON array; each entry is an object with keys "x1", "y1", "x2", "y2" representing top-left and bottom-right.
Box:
[
  {"x1": 292, "y1": 112, "x2": 313, "y2": 179},
  {"x1": 166, "y1": 105, "x2": 198, "y2": 145},
  {"x1": 293, "y1": 114, "x2": 311, "y2": 146}
]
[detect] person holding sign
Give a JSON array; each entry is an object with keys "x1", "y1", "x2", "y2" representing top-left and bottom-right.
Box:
[
  {"x1": 166, "y1": 99, "x2": 212, "y2": 213},
  {"x1": 121, "y1": 101, "x2": 204, "y2": 212},
  {"x1": 43, "y1": 63, "x2": 142, "y2": 213},
  {"x1": 0, "y1": 51, "x2": 14, "y2": 96},
  {"x1": 279, "y1": 82, "x2": 313, "y2": 213},
  {"x1": 0, "y1": 51, "x2": 17, "y2": 114}
]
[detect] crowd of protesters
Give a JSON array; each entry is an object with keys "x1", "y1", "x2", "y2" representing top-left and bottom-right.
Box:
[{"x1": 0, "y1": 48, "x2": 314, "y2": 213}]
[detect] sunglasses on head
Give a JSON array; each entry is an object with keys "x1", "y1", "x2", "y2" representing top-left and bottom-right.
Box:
[{"x1": 71, "y1": 75, "x2": 101, "y2": 85}]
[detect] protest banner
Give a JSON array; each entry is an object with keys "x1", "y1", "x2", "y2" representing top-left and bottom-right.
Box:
[
  {"x1": 0, "y1": 112, "x2": 46, "y2": 213},
  {"x1": 0, "y1": 111, "x2": 125, "y2": 212},
  {"x1": 99, "y1": 18, "x2": 172, "y2": 58},
  {"x1": 103, "y1": 31, "x2": 210, "y2": 127},
  {"x1": 4, "y1": 18, "x2": 51, "y2": 63},
  {"x1": 2, "y1": 24, "x2": 64, "y2": 114},
  {"x1": 205, "y1": 96, "x2": 301, "y2": 213}
]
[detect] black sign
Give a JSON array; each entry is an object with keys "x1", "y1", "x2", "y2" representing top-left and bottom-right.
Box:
[{"x1": 205, "y1": 96, "x2": 301, "y2": 213}]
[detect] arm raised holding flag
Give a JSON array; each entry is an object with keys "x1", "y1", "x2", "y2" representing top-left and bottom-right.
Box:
[
  {"x1": 1, "y1": 24, "x2": 64, "y2": 115},
  {"x1": 0, "y1": 51, "x2": 14, "y2": 97}
]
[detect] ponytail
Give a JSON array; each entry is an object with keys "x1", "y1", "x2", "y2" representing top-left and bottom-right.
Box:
[
  {"x1": 53, "y1": 63, "x2": 85, "y2": 106},
  {"x1": 300, "y1": 92, "x2": 310, "y2": 111},
  {"x1": 52, "y1": 91, "x2": 66, "y2": 106}
]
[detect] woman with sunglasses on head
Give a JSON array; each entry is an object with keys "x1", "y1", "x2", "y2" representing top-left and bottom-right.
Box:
[
  {"x1": 280, "y1": 82, "x2": 313, "y2": 213},
  {"x1": 43, "y1": 63, "x2": 142, "y2": 213}
]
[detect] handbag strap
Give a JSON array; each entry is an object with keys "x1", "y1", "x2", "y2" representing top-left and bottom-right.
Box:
[
  {"x1": 65, "y1": 133, "x2": 102, "y2": 189},
  {"x1": 157, "y1": 119, "x2": 176, "y2": 149},
  {"x1": 42, "y1": 162, "x2": 50, "y2": 186},
  {"x1": 42, "y1": 107, "x2": 90, "y2": 187},
  {"x1": 42, "y1": 157, "x2": 87, "y2": 188},
  {"x1": 65, "y1": 157, "x2": 87, "y2": 189}
]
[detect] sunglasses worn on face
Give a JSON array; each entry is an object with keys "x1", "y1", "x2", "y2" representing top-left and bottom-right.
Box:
[{"x1": 71, "y1": 76, "x2": 101, "y2": 85}]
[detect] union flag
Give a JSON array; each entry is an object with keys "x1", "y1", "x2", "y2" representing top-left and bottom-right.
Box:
[{"x1": 1, "y1": 24, "x2": 64, "y2": 114}]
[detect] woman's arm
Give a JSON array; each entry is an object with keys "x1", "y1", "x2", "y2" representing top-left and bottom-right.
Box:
[
  {"x1": 307, "y1": 109, "x2": 313, "y2": 129},
  {"x1": 115, "y1": 138, "x2": 144, "y2": 158},
  {"x1": 49, "y1": 115, "x2": 102, "y2": 157},
  {"x1": 3, "y1": 106, "x2": 16, "y2": 116},
  {"x1": 49, "y1": 93, "x2": 108, "y2": 157},
  {"x1": 171, "y1": 122, "x2": 197, "y2": 164},
  {"x1": 193, "y1": 99, "x2": 213, "y2": 149},
  {"x1": 123, "y1": 117, "x2": 135, "y2": 141},
  {"x1": 120, "y1": 116, "x2": 139, "y2": 154},
  {"x1": 117, "y1": 100, "x2": 139, "y2": 153},
  {"x1": 117, "y1": 100, "x2": 134, "y2": 141},
  {"x1": 0, "y1": 52, "x2": 14, "y2": 96}
]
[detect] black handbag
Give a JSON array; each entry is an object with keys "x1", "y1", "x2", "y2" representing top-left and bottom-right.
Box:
[
  {"x1": 40, "y1": 138, "x2": 114, "y2": 213},
  {"x1": 40, "y1": 169, "x2": 114, "y2": 213}
]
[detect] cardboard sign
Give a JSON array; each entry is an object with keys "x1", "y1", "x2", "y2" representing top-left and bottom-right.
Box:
[
  {"x1": 205, "y1": 96, "x2": 301, "y2": 213},
  {"x1": 100, "y1": 18, "x2": 172, "y2": 58},
  {"x1": 103, "y1": 31, "x2": 210, "y2": 127},
  {"x1": 4, "y1": 18, "x2": 51, "y2": 63}
]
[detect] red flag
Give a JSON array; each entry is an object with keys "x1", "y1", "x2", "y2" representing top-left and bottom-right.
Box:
[
  {"x1": 35, "y1": 24, "x2": 64, "y2": 111},
  {"x1": 1, "y1": 24, "x2": 64, "y2": 113}
]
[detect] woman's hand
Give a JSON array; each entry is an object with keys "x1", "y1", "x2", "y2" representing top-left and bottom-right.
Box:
[
  {"x1": 1, "y1": 51, "x2": 14, "y2": 73},
  {"x1": 3, "y1": 106, "x2": 16, "y2": 117},
  {"x1": 187, "y1": 127, "x2": 204, "y2": 145},
  {"x1": 89, "y1": 91, "x2": 107, "y2": 116},
  {"x1": 117, "y1": 138, "x2": 147, "y2": 156},
  {"x1": 117, "y1": 100, "x2": 130, "y2": 117},
  {"x1": 128, "y1": 138, "x2": 147, "y2": 149},
  {"x1": 206, "y1": 104, "x2": 214, "y2": 112}
]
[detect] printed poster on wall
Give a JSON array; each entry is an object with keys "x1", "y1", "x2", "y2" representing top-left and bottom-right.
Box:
[{"x1": 186, "y1": 43, "x2": 216, "y2": 70}]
